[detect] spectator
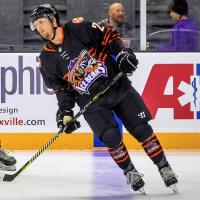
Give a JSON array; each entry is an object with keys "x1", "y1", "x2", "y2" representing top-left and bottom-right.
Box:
[
  {"x1": 157, "y1": 0, "x2": 199, "y2": 52},
  {"x1": 98, "y1": 2, "x2": 133, "y2": 38}
]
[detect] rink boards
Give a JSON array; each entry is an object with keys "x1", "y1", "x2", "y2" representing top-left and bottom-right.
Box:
[{"x1": 0, "y1": 53, "x2": 200, "y2": 149}]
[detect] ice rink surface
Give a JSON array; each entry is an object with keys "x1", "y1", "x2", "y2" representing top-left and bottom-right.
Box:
[{"x1": 0, "y1": 150, "x2": 200, "y2": 200}]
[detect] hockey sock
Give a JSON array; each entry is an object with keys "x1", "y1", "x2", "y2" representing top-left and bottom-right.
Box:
[
  {"x1": 108, "y1": 141, "x2": 133, "y2": 170},
  {"x1": 142, "y1": 133, "x2": 169, "y2": 169}
]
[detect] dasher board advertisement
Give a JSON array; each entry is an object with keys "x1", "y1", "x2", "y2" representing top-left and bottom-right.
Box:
[{"x1": 0, "y1": 53, "x2": 199, "y2": 133}]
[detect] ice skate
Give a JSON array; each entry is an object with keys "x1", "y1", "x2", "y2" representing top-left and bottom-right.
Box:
[
  {"x1": 125, "y1": 168, "x2": 146, "y2": 194},
  {"x1": 159, "y1": 165, "x2": 178, "y2": 193},
  {"x1": 0, "y1": 149, "x2": 16, "y2": 171}
]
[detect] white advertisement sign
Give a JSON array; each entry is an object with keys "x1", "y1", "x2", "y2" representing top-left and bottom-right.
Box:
[
  {"x1": 132, "y1": 53, "x2": 200, "y2": 132},
  {"x1": 0, "y1": 53, "x2": 87, "y2": 133},
  {"x1": 0, "y1": 53, "x2": 199, "y2": 133}
]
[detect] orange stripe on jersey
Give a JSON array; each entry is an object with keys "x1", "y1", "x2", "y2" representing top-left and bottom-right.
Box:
[
  {"x1": 104, "y1": 31, "x2": 113, "y2": 46},
  {"x1": 90, "y1": 48, "x2": 97, "y2": 58},
  {"x1": 111, "y1": 33, "x2": 121, "y2": 38},
  {"x1": 98, "y1": 51, "x2": 104, "y2": 61},
  {"x1": 43, "y1": 47, "x2": 56, "y2": 52},
  {"x1": 102, "y1": 29, "x2": 112, "y2": 46},
  {"x1": 104, "y1": 31, "x2": 120, "y2": 46},
  {"x1": 103, "y1": 29, "x2": 112, "y2": 42},
  {"x1": 88, "y1": 48, "x2": 95, "y2": 54},
  {"x1": 88, "y1": 48, "x2": 98, "y2": 58},
  {"x1": 102, "y1": 53, "x2": 108, "y2": 62},
  {"x1": 98, "y1": 52, "x2": 108, "y2": 63},
  {"x1": 108, "y1": 36, "x2": 121, "y2": 44}
]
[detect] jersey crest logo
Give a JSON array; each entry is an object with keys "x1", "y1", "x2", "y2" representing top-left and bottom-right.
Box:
[
  {"x1": 66, "y1": 50, "x2": 108, "y2": 94},
  {"x1": 72, "y1": 17, "x2": 84, "y2": 24}
]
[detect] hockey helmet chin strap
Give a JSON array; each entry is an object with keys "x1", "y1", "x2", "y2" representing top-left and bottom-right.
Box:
[{"x1": 50, "y1": 26, "x2": 58, "y2": 40}]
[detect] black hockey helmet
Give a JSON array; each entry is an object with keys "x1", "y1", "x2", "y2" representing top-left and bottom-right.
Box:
[{"x1": 30, "y1": 3, "x2": 60, "y2": 31}]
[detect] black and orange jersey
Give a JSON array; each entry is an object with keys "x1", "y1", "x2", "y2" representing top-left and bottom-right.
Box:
[{"x1": 39, "y1": 18, "x2": 131, "y2": 111}]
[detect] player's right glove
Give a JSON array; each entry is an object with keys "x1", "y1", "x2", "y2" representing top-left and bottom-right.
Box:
[
  {"x1": 56, "y1": 109, "x2": 81, "y2": 134},
  {"x1": 116, "y1": 48, "x2": 138, "y2": 76}
]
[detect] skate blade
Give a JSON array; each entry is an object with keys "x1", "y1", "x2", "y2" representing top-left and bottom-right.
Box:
[
  {"x1": 139, "y1": 187, "x2": 146, "y2": 195},
  {"x1": 169, "y1": 184, "x2": 178, "y2": 193}
]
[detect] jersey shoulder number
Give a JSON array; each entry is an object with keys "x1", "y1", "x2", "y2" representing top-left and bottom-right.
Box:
[{"x1": 91, "y1": 22, "x2": 105, "y2": 32}]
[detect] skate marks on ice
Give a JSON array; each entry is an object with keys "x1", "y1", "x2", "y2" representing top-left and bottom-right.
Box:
[{"x1": 0, "y1": 151, "x2": 200, "y2": 200}]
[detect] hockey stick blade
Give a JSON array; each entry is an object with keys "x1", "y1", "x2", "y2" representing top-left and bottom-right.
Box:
[
  {"x1": 1, "y1": 72, "x2": 123, "y2": 182},
  {"x1": 1, "y1": 130, "x2": 63, "y2": 182}
]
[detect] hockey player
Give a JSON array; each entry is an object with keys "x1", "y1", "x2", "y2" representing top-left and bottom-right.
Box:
[
  {"x1": 0, "y1": 142, "x2": 16, "y2": 171},
  {"x1": 30, "y1": 4, "x2": 178, "y2": 193}
]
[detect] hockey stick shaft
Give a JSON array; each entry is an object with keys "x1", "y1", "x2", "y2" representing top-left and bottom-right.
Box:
[{"x1": 2, "y1": 72, "x2": 123, "y2": 182}]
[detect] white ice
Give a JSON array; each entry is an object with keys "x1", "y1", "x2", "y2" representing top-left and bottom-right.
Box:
[{"x1": 0, "y1": 150, "x2": 200, "y2": 200}]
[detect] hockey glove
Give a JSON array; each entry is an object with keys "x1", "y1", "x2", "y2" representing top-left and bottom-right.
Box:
[
  {"x1": 116, "y1": 48, "x2": 138, "y2": 76},
  {"x1": 56, "y1": 109, "x2": 81, "y2": 134}
]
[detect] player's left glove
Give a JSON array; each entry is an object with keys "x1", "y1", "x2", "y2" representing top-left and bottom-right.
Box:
[
  {"x1": 56, "y1": 109, "x2": 81, "y2": 134},
  {"x1": 116, "y1": 48, "x2": 138, "y2": 76}
]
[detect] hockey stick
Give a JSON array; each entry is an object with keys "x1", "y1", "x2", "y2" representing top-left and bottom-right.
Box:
[{"x1": 1, "y1": 72, "x2": 123, "y2": 182}]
